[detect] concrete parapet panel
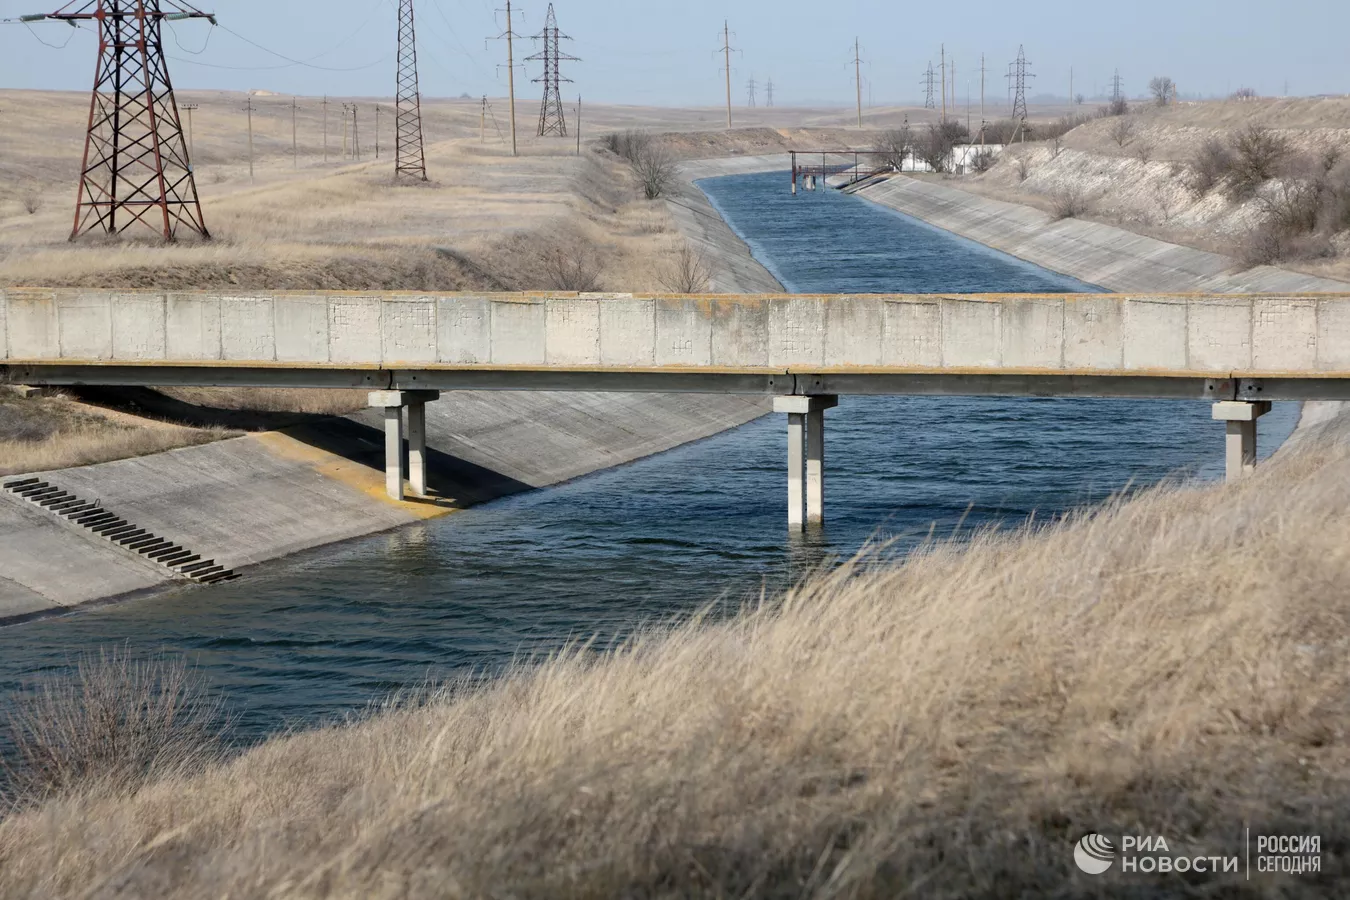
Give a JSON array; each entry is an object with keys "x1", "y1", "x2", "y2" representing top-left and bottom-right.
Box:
[
  {"x1": 328, "y1": 296, "x2": 381, "y2": 364},
  {"x1": 166, "y1": 294, "x2": 222, "y2": 360},
  {"x1": 491, "y1": 298, "x2": 546, "y2": 365},
  {"x1": 1316, "y1": 298, "x2": 1350, "y2": 371},
  {"x1": 1188, "y1": 298, "x2": 1252, "y2": 371},
  {"x1": 824, "y1": 297, "x2": 883, "y2": 367},
  {"x1": 768, "y1": 297, "x2": 825, "y2": 367},
  {"x1": 219, "y1": 295, "x2": 276, "y2": 361},
  {"x1": 881, "y1": 300, "x2": 942, "y2": 367},
  {"x1": 7, "y1": 289, "x2": 59, "y2": 359},
  {"x1": 56, "y1": 291, "x2": 112, "y2": 360},
  {"x1": 546, "y1": 298, "x2": 601, "y2": 366},
  {"x1": 599, "y1": 298, "x2": 656, "y2": 366},
  {"x1": 382, "y1": 297, "x2": 437, "y2": 364},
  {"x1": 941, "y1": 298, "x2": 1003, "y2": 368},
  {"x1": 273, "y1": 295, "x2": 330, "y2": 363},
  {"x1": 711, "y1": 299, "x2": 768, "y2": 367},
  {"x1": 1253, "y1": 298, "x2": 1317, "y2": 371},
  {"x1": 1064, "y1": 297, "x2": 1123, "y2": 369},
  {"x1": 437, "y1": 296, "x2": 490, "y2": 363},
  {"x1": 655, "y1": 298, "x2": 712, "y2": 366},
  {"x1": 1123, "y1": 297, "x2": 1187, "y2": 370},
  {"x1": 1002, "y1": 297, "x2": 1064, "y2": 369},
  {"x1": 111, "y1": 293, "x2": 166, "y2": 360}
]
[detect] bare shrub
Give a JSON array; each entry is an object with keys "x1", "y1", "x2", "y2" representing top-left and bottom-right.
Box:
[
  {"x1": 1148, "y1": 76, "x2": 1176, "y2": 107},
  {"x1": 970, "y1": 147, "x2": 996, "y2": 174},
  {"x1": 631, "y1": 142, "x2": 675, "y2": 200},
  {"x1": 1050, "y1": 135, "x2": 1063, "y2": 159},
  {"x1": 1050, "y1": 186, "x2": 1091, "y2": 220},
  {"x1": 21, "y1": 189, "x2": 42, "y2": 216},
  {"x1": 2, "y1": 648, "x2": 229, "y2": 804},
  {"x1": 601, "y1": 130, "x2": 651, "y2": 165},
  {"x1": 1188, "y1": 137, "x2": 1233, "y2": 197},
  {"x1": 1231, "y1": 87, "x2": 1258, "y2": 101},
  {"x1": 1014, "y1": 155, "x2": 1031, "y2": 182},
  {"x1": 658, "y1": 244, "x2": 712, "y2": 294},
  {"x1": 1109, "y1": 116, "x2": 1136, "y2": 148},
  {"x1": 873, "y1": 126, "x2": 912, "y2": 170},
  {"x1": 1099, "y1": 96, "x2": 1130, "y2": 117},
  {"x1": 1037, "y1": 113, "x2": 1090, "y2": 143},
  {"x1": 1227, "y1": 125, "x2": 1290, "y2": 201},
  {"x1": 980, "y1": 119, "x2": 1019, "y2": 144},
  {"x1": 542, "y1": 240, "x2": 603, "y2": 292},
  {"x1": 1134, "y1": 142, "x2": 1154, "y2": 164}
]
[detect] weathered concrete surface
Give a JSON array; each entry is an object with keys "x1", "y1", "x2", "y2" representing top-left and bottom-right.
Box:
[
  {"x1": 857, "y1": 176, "x2": 1350, "y2": 294},
  {"x1": 0, "y1": 489, "x2": 166, "y2": 618},
  {"x1": 669, "y1": 155, "x2": 787, "y2": 295},
  {"x1": 8, "y1": 287, "x2": 1350, "y2": 378},
  {"x1": 0, "y1": 391, "x2": 770, "y2": 619}
]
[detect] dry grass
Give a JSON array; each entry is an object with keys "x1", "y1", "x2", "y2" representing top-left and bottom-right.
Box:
[
  {"x1": 159, "y1": 388, "x2": 368, "y2": 417},
  {"x1": 3, "y1": 417, "x2": 1350, "y2": 896},
  {"x1": 0, "y1": 391, "x2": 233, "y2": 476}
]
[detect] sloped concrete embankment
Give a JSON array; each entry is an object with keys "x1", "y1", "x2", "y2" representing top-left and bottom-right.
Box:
[
  {"x1": 1, "y1": 391, "x2": 769, "y2": 622},
  {"x1": 669, "y1": 155, "x2": 789, "y2": 294}
]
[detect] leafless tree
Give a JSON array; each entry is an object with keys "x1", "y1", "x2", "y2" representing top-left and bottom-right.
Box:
[
  {"x1": 543, "y1": 242, "x2": 603, "y2": 291},
  {"x1": 1230, "y1": 87, "x2": 1258, "y2": 101},
  {"x1": 1110, "y1": 116, "x2": 1136, "y2": 148},
  {"x1": 1134, "y1": 142, "x2": 1154, "y2": 164},
  {"x1": 915, "y1": 121, "x2": 971, "y2": 173},
  {"x1": 970, "y1": 148, "x2": 996, "y2": 173},
  {"x1": 1014, "y1": 155, "x2": 1031, "y2": 182},
  {"x1": 632, "y1": 142, "x2": 676, "y2": 200},
  {"x1": 1148, "y1": 76, "x2": 1176, "y2": 107},
  {"x1": 873, "y1": 126, "x2": 913, "y2": 170},
  {"x1": 1227, "y1": 125, "x2": 1290, "y2": 200},
  {"x1": 659, "y1": 244, "x2": 712, "y2": 293}
]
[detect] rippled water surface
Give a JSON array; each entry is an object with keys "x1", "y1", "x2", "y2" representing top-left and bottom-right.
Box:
[{"x1": 0, "y1": 172, "x2": 1296, "y2": 739}]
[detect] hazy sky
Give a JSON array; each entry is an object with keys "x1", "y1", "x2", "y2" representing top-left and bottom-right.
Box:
[{"x1": 1, "y1": 0, "x2": 1345, "y2": 106}]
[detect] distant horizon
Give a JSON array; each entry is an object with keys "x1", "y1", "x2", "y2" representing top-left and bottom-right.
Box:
[{"x1": 1, "y1": 0, "x2": 1344, "y2": 107}]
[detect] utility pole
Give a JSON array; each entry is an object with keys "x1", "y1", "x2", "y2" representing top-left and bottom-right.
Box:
[
  {"x1": 291, "y1": 97, "x2": 298, "y2": 168},
  {"x1": 37, "y1": 0, "x2": 213, "y2": 241},
  {"x1": 352, "y1": 103, "x2": 360, "y2": 161},
  {"x1": 718, "y1": 20, "x2": 736, "y2": 129},
  {"x1": 322, "y1": 96, "x2": 329, "y2": 163},
  {"x1": 853, "y1": 39, "x2": 863, "y2": 127},
  {"x1": 342, "y1": 103, "x2": 350, "y2": 158},
  {"x1": 980, "y1": 55, "x2": 986, "y2": 146},
  {"x1": 181, "y1": 102, "x2": 199, "y2": 161},
  {"x1": 576, "y1": 94, "x2": 581, "y2": 155},
  {"x1": 940, "y1": 44, "x2": 947, "y2": 124},
  {"x1": 375, "y1": 105, "x2": 380, "y2": 159},
  {"x1": 245, "y1": 94, "x2": 255, "y2": 184},
  {"x1": 1069, "y1": 66, "x2": 1073, "y2": 111},
  {"x1": 490, "y1": 0, "x2": 521, "y2": 156},
  {"x1": 527, "y1": 3, "x2": 579, "y2": 136},
  {"x1": 396, "y1": 0, "x2": 429, "y2": 178},
  {"x1": 480, "y1": 95, "x2": 487, "y2": 143}
]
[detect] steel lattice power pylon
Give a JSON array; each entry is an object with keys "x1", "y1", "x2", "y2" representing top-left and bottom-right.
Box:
[
  {"x1": 395, "y1": 0, "x2": 427, "y2": 180},
  {"x1": 526, "y1": 4, "x2": 579, "y2": 137},
  {"x1": 1008, "y1": 45, "x2": 1035, "y2": 127},
  {"x1": 922, "y1": 63, "x2": 937, "y2": 109},
  {"x1": 42, "y1": 1, "x2": 214, "y2": 241}
]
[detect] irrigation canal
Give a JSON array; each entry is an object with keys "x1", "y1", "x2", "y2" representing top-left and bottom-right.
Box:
[{"x1": 0, "y1": 171, "x2": 1296, "y2": 741}]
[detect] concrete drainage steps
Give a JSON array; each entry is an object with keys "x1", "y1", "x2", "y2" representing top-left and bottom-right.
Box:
[{"x1": 2, "y1": 477, "x2": 239, "y2": 585}]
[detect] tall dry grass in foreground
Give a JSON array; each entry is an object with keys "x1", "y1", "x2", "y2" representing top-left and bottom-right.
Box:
[{"x1": 4, "y1": 422, "x2": 1350, "y2": 897}]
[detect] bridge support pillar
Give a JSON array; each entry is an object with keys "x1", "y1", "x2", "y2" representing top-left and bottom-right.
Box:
[
  {"x1": 774, "y1": 395, "x2": 838, "y2": 530},
  {"x1": 369, "y1": 390, "x2": 441, "y2": 500},
  {"x1": 1212, "y1": 400, "x2": 1272, "y2": 483}
]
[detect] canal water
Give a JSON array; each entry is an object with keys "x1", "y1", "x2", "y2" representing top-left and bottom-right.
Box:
[{"x1": 0, "y1": 172, "x2": 1296, "y2": 742}]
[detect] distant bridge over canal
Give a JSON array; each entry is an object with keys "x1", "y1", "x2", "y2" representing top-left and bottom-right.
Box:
[{"x1": 5, "y1": 289, "x2": 1350, "y2": 527}]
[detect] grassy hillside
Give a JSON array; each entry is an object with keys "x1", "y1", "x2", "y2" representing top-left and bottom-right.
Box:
[{"x1": 3, "y1": 411, "x2": 1348, "y2": 897}]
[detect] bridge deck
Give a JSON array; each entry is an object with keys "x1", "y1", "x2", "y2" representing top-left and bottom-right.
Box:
[{"x1": 4, "y1": 289, "x2": 1350, "y2": 399}]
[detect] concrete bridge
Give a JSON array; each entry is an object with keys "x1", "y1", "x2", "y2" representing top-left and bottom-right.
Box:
[{"x1": 5, "y1": 288, "x2": 1350, "y2": 528}]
